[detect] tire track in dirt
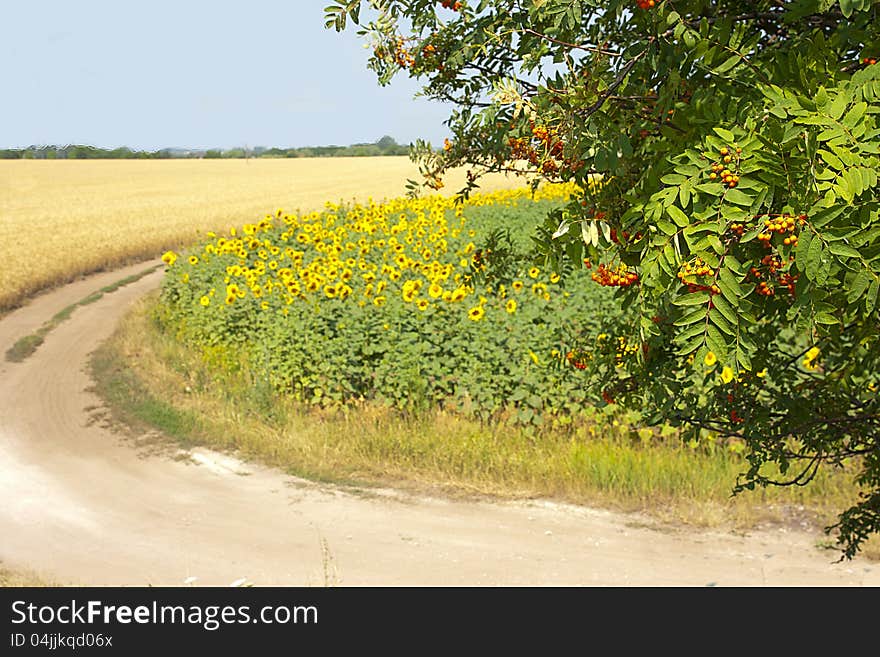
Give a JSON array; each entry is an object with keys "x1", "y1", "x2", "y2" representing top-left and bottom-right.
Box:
[{"x1": 0, "y1": 266, "x2": 877, "y2": 585}]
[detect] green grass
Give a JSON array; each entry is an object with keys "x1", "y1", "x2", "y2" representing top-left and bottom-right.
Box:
[
  {"x1": 5, "y1": 265, "x2": 161, "y2": 363},
  {"x1": 5, "y1": 334, "x2": 46, "y2": 363},
  {"x1": 91, "y1": 295, "x2": 868, "y2": 536}
]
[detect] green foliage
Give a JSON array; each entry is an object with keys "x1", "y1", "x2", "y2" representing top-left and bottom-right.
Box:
[{"x1": 327, "y1": 0, "x2": 880, "y2": 557}]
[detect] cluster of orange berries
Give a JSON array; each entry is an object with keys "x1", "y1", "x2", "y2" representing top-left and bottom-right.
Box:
[
  {"x1": 685, "y1": 282, "x2": 721, "y2": 295},
  {"x1": 530, "y1": 122, "x2": 565, "y2": 158},
  {"x1": 755, "y1": 213, "x2": 804, "y2": 247},
  {"x1": 779, "y1": 272, "x2": 798, "y2": 296},
  {"x1": 439, "y1": 0, "x2": 463, "y2": 10},
  {"x1": 378, "y1": 37, "x2": 416, "y2": 68},
  {"x1": 729, "y1": 222, "x2": 745, "y2": 237},
  {"x1": 610, "y1": 227, "x2": 642, "y2": 244},
  {"x1": 677, "y1": 258, "x2": 721, "y2": 295},
  {"x1": 507, "y1": 136, "x2": 537, "y2": 163},
  {"x1": 566, "y1": 349, "x2": 589, "y2": 370},
  {"x1": 863, "y1": 57, "x2": 878, "y2": 66},
  {"x1": 754, "y1": 254, "x2": 783, "y2": 275},
  {"x1": 425, "y1": 175, "x2": 445, "y2": 190},
  {"x1": 508, "y1": 136, "x2": 532, "y2": 159},
  {"x1": 755, "y1": 280, "x2": 775, "y2": 296},
  {"x1": 636, "y1": 0, "x2": 656, "y2": 8},
  {"x1": 531, "y1": 124, "x2": 550, "y2": 142},
  {"x1": 508, "y1": 122, "x2": 573, "y2": 177},
  {"x1": 591, "y1": 263, "x2": 639, "y2": 288},
  {"x1": 750, "y1": 254, "x2": 798, "y2": 297},
  {"x1": 708, "y1": 146, "x2": 742, "y2": 188},
  {"x1": 541, "y1": 160, "x2": 560, "y2": 175},
  {"x1": 419, "y1": 41, "x2": 446, "y2": 72},
  {"x1": 677, "y1": 257, "x2": 714, "y2": 283},
  {"x1": 380, "y1": 35, "x2": 450, "y2": 71}
]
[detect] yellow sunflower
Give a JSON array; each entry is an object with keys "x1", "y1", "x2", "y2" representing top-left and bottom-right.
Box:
[{"x1": 468, "y1": 306, "x2": 486, "y2": 321}]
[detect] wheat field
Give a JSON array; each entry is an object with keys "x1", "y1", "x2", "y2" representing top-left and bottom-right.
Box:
[{"x1": 0, "y1": 157, "x2": 524, "y2": 312}]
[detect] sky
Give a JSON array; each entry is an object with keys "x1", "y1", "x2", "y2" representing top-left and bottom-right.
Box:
[{"x1": 0, "y1": 0, "x2": 452, "y2": 150}]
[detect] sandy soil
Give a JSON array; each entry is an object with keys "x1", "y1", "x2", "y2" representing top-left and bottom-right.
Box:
[{"x1": 0, "y1": 265, "x2": 877, "y2": 586}]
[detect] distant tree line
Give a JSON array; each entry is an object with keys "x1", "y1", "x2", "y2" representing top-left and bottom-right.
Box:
[
  {"x1": 0, "y1": 145, "x2": 172, "y2": 159},
  {"x1": 0, "y1": 136, "x2": 411, "y2": 159}
]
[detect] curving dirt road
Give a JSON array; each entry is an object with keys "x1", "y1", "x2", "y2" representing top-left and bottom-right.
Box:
[{"x1": 0, "y1": 264, "x2": 877, "y2": 586}]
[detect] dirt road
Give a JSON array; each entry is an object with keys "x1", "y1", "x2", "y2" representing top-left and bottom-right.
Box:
[{"x1": 0, "y1": 264, "x2": 876, "y2": 586}]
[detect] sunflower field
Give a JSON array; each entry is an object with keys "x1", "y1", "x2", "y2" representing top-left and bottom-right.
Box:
[{"x1": 157, "y1": 183, "x2": 636, "y2": 424}]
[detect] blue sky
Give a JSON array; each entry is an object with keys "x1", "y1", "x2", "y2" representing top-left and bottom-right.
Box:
[{"x1": 1, "y1": 0, "x2": 451, "y2": 150}]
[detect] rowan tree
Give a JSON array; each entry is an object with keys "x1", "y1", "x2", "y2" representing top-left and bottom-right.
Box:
[{"x1": 327, "y1": 0, "x2": 880, "y2": 557}]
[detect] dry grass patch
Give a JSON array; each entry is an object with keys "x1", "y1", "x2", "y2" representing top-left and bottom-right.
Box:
[{"x1": 0, "y1": 564, "x2": 57, "y2": 587}]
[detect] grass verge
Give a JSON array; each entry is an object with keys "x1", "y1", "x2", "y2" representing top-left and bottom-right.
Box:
[
  {"x1": 5, "y1": 265, "x2": 162, "y2": 363},
  {"x1": 91, "y1": 295, "x2": 877, "y2": 556}
]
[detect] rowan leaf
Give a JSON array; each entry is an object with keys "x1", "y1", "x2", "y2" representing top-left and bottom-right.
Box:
[
  {"x1": 673, "y1": 291, "x2": 711, "y2": 307},
  {"x1": 847, "y1": 269, "x2": 871, "y2": 303},
  {"x1": 709, "y1": 308, "x2": 735, "y2": 336},
  {"x1": 723, "y1": 188, "x2": 753, "y2": 206},
  {"x1": 667, "y1": 205, "x2": 690, "y2": 227},
  {"x1": 710, "y1": 293, "x2": 739, "y2": 326},
  {"x1": 674, "y1": 308, "x2": 708, "y2": 327},
  {"x1": 805, "y1": 237, "x2": 825, "y2": 281},
  {"x1": 795, "y1": 229, "x2": 814, "y2": 271},
  {"x1": 713, "y1": 127, "x2": 735, "y2": 142},
  {"x1": 828, "y1": 242, "x2": 861, "y2": 259},
  {"x1": 705, "y1": 325, "x2": 728, "y2": 361},
  {"x1": 675, "y1": 322, "x2": 709, "y2": 344},
  {"x1": 867, "y1": 278, "x2": 880, "y2": 315},
  {"x1": 819, "y1": 149, "x2": 844, "y2": 170}
]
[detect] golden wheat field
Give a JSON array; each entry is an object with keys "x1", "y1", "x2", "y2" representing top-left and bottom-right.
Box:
[{"x1": 0, "y1": 157, "x2": 524, "y2": 312}]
